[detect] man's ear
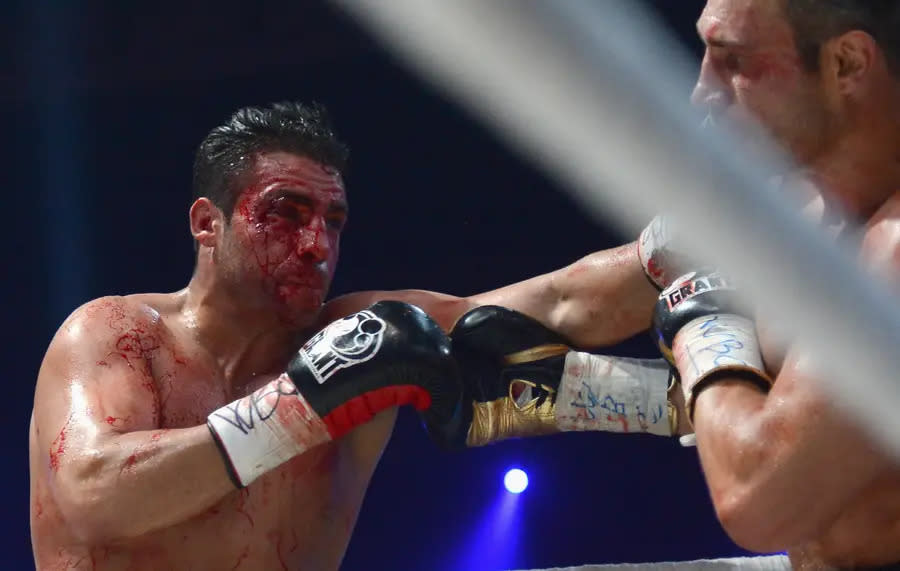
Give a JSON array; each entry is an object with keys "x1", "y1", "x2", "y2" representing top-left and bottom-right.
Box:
[
  {"x1": 189, "y1": 197, "x2": 224, "y2": 249},
  {"x1": 822, "y1": 30, "x2": 877, "y2": 96}
]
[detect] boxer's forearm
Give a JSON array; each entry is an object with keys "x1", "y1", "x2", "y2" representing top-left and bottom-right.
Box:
[
  {"x1": 470, "y1": 243, "x2": 657, "y2": 348},
  {"x1": 691, "y1": 377, "x2": 881, "y2": 552},
  {"x1": 52, "y1": 425, "x2": 236, "y2": 544},
  {"x1": 692, "y1": 381, "x2": 817, "y2": 551},
  {"x1": 322, "y1": 244, "x2": 656, "y2": 347}
]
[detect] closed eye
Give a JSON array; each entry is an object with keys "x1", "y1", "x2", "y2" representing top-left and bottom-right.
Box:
[{"x1": 267, "y1": 197, "x2": 311, "y2": 225}]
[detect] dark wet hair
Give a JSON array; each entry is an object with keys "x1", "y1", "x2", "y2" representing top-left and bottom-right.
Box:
[
  {"x1": 192, "y1": 101, "x2": 349, "y2": 217},
  {"x1": 783, "y1": 0, "x2": 900, "y2": 75}
]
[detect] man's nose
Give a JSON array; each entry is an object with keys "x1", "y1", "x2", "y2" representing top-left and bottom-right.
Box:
[
  {"x1": 298, "y1": 217, "x2": 332, "y2": 262},
  {"x1": 690, "y1": 53, "x2": 729, "y2": 118}
]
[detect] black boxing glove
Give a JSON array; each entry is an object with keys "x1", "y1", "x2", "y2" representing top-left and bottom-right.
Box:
[
  {"x1": 428, "y1": 306, "x2": 677, "y2": 449},
  {"x1": 652, "y1": 271, "x2": 772, "y2": 426},
  {"x1": 208, "y1": 301, "x2": 462, "y2": 487}
]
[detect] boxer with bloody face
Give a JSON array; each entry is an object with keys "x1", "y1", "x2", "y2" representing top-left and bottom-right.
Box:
[
  {"x1": 28, "y1": 101, "x2": 664, "y2": 570},
  {"x1": 31, "y1": 2, "x2": 900, "y2": 564},
  {"x1": 29, "y1": 104, "x2": 468, "y2": 570},
  {"x1": 213, "y1": 152, "x2": 347, "y2": 327}
]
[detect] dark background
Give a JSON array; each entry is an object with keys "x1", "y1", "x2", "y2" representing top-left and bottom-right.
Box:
[{"x1": 3, "y1": 1, "x2": 775, "y2": 569}]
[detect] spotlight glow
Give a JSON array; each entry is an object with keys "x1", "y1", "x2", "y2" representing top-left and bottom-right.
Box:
[{"x1": 504, "y1": 468, "x2": 528, "y2": 493}]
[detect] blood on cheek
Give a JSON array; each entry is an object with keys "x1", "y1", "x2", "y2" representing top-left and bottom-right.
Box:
[
  {"x1": 235, "y1": 199, "x2": 302, "y2": 278},
  {"x1": 236, "y1": 198, "x2": 334, "y2": 281}
]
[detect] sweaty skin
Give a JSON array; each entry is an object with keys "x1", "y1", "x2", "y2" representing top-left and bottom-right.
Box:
[
  {"x1": 690, "y1": 0, "x2": 900, "y2": 565},
  {"x1": 733, "y1": 192, "x2": 900, "y2": 567},
  {"x1": 30, "y1": 154, "x2": 368, "y2": 570},
  {"x1": 30, "y1": 150, "x2": 658, "y2": 570},
  {"x1": 30, "y1": 295, "x2": 386, "y2": 570},
  {"x1": 219, "y1": 153, "x2": 347, "y2": 327}
]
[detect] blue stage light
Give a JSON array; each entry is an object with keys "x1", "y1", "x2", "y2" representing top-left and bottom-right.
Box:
[{"x1": 504, "y1": 468, "x2": 528, "y2": 494}]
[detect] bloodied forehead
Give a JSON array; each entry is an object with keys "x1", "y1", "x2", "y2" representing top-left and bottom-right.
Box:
[{"x1": 237, "y1": 151, "x2": 347, "y2": 208}]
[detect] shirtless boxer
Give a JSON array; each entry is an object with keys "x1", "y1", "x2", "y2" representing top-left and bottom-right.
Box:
[
  {"x1": 438, "y1": 1, "x2": 900, "y2": 567},
  {"x1": 28, "y1": 102, "x2": 668, "y2": 570},
  {"x1": 662, "y1": 1, "x2": 900, "y2": 567},
  {"x1": 34, "y1": 1, "x2": 900, "y2": 568},
  {"x1": 27, "y1": 102, "x2": 473, "y2": 570}
]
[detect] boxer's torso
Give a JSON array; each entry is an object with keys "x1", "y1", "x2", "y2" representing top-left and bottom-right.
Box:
[
  {"x1": 755, "y1": 192, "x2": 900, "y2": 568},
  {"x1": 30, "y1": 293, "x2": 393, "y2": 570}
]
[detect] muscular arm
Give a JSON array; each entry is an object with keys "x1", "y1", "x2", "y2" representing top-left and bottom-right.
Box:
[
  {"x1": 690, "y1": 219, "x2": 900, "y2": 553},
  {"x1": 323, "y1": 242, "x2": 657, "y2": 348},
  {"x1": 691, "y1": 351, "x2": 891, "y2": 552},
  {"x1": 469, "y1": 242, "x2": 657, "y2": 346},
  {"x1": 32, "y1": 298, "x2": 235, "y2": 544}
]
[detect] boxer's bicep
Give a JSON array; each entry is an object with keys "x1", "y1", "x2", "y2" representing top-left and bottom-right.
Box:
[{"x1": 34, "y1": 299, "x2": 161, "y2": 477}]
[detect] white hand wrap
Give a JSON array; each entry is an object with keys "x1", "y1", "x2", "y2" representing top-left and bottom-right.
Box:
[
  {"x1": 671, "y1": 314, "x2": 771, "y2": 421},
  {"x1": 555, "y1": 352, "x2": 675, "y2": 436},
  {"x1": 638, "y1": 215, "x2": 683, "y2": 290},
  {"x1": 207, "y1": 374, "x2": 332, "y2": 487}
]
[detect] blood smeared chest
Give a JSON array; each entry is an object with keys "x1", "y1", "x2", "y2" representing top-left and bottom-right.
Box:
[
  {"x1": 149, "y1": 374, "x2": 358, "y2": 568},
  {"x1": 149, "y1": 350, "x2": 226, "y2": 428},
  {"x1": 92, "y1": 442, "x2": 358, "y2": 571}
]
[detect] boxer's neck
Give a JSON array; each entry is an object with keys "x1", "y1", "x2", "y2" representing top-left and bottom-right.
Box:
[
  {"x1": 805, "y1": 131, "x2": 900, "y2": 222},
  {"x1": 181, "y1": 265, "x2": 307, "y2": 386},
  {"x1": 808, "y1": 83, "x2": 900, "y2": 221}
]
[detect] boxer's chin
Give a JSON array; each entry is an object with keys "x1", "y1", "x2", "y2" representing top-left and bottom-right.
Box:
[{"x1": 275, "y1": 285, "x2": 325, "y2": 326}]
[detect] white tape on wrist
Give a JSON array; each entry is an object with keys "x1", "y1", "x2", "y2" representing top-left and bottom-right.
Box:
[
  {"x1": 555, "y1": 352, "x2": 674, "y2": 436},
  {"x1": 207, "y1": 374, "x2": 332, "y2": 487},
  {"x1": 672, "y1": 314, "x2": 768, "y2": 410},
  {"x1": 638, "y1": 215, "x2": 687, "y2": 290}
]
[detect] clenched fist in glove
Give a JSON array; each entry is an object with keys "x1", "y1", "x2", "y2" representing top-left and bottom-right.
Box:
[
  {"x1": 652, "y1": 271, "x2": 772, "y2": 425},
  {"x1": 208, "y1": 301, "x2": 463, "y2": 487},
  {"x1": 424, "y1": 305, "x2": 680, "y2": 449}
]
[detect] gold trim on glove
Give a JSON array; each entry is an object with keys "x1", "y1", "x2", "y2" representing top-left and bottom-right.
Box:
[
  {"x1": 503, "y1": 344, "x2": 570, "y2": 365},
  {"x1": 466, "y1": 380, "x2": 558, "y2": 447}
]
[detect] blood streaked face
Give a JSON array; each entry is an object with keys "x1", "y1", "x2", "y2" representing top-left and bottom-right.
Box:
[
  {"x1": 693, "y1": 0, "x2": 833, "y2": 167},
  {"x1": 224, "y1": 151, "x2": 347, "y2": 324}
]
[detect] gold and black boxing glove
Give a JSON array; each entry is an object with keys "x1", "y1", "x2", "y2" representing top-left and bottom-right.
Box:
[
  {"x1": 422, "y1": 306, "x2": 679, "y2": 450},
  {"x1": 453, "y1": 305, "x2": 570, "y2": 448}
]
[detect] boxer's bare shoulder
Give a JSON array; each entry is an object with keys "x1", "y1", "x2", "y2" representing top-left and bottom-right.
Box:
[
  {"x1": 860, "y1": 191, "x2": 900, "y2": 277},
  {"x1": 29, "y1": 293, "x2": 388, "y2": 570},
  {"x1": 784, "y1": 193, "x2": 900, "y2": 568}
]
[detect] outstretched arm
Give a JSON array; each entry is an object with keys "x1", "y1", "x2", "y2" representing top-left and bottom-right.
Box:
[
  {"x1": 323, "y1": 241, "x2": 657, "y2": 349},
  {"x1": 468, "y1": 242, "x2": 657, "y2": 347}
]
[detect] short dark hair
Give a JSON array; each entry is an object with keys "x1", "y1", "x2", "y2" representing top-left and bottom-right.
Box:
[
  {"x1": 783, "y1": 0, "x2": 900, "y2": 75},
  {"x1": 192, "y1": 101, "x2": 350, "y2": 218}
]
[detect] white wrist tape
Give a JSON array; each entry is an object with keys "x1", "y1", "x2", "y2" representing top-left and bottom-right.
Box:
[
  {"x1": 555, "y1": 352, "x2": 674, "y2": 436},
  {"x1": 638, "y1": 215, "x2": 678, "y2": 290},
  {"x1": 672, "y1": 314, "x2": 769, "y2": 414},
  {"x1": 207, "y1": 374, "x2": 332, "y2": 487}
]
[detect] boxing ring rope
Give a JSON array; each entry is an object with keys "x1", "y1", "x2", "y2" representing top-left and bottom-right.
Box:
[{"x1": 332, "y1": 0, "x2": 900, "y2": 465}]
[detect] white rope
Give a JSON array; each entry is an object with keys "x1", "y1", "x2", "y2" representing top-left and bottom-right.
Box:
[
  {"x1": 332, "y1": 0, "x2": 900, "y2": 458},
  {"x1": 510, "y1": 554, "x2": 791, "y2": 571}
]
